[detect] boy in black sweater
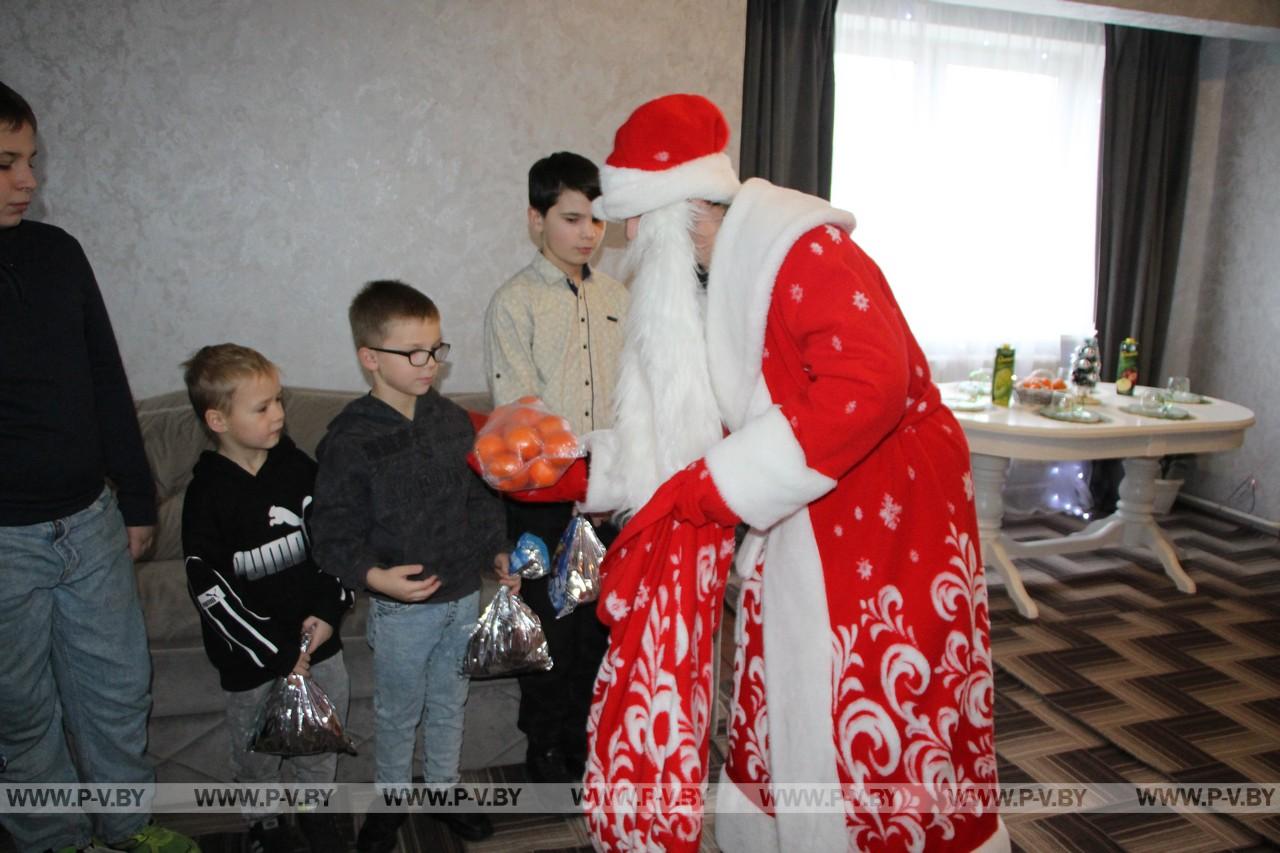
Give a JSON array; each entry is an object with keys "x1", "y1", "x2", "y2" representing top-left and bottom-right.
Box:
[
  {"x1": 311, "y1": 281, "x2": 517, "y2": 850},
  {"x1": 181, "y1": 344, "x2": 353, "y2": 853},
  {"x1": 0, "y1": 81, "x2": 197, "y2": 853}
]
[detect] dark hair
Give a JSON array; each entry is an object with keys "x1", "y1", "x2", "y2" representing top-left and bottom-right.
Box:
[
  {"x1": 528, "y1": 151, "x2": 601, "y2": 215},
  {"x1": 0, "y1": 82, "x2": 37, "y2": 133},
  {"x1": 348, "y1": 280, "x2": 439, "y2": 349}
]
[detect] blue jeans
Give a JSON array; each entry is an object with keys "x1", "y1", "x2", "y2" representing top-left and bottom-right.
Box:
[
  {"x1": 225, "y1": 651, "x2": 350, "y2": 824},
  {"x1": 0, "y1": 488, "x2": 153, "y2": 851},
  {"x1": 368, "y1": 592, "x2": 478, "y2": 785}
]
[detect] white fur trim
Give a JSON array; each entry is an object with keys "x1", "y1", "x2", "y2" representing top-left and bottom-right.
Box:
[
  {"x1": 577, "y1": 429, "x2": 628, "y2": 513},
  {"x1": 714, "y1": 769, "x2": 780, "y2": 853},
  {"x1": 733, "y1": 528, "x2": 768, "y2": 580},
  {"x1": 705, "y1": 179, "x2": 856, "y2": 430},
  {"x1": 764, "y1": 508, "x2": 847, "y2": 851},
  {"x1": 715, "y1": 776, "x2": 1009, "y2": 853},
  {"x1": 705, "y1": 406, "x2": 835, "y2": 531},
  {"x1": 593, "y1": 152, "x2": 741, "y2": 221}
]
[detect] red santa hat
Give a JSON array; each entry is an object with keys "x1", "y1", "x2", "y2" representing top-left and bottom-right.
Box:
[{"x1": 593, "y1": 94, "x2": 742, "y2": 221}]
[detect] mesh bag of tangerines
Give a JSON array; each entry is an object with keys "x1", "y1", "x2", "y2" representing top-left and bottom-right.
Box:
[{"x1": 472, "y1": 397, "x2": 585, "y2": 491}]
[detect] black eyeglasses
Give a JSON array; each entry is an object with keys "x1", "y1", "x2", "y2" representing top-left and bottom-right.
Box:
[{"x1": 368, "y1": 342, "x2": 451, "y2": 366}]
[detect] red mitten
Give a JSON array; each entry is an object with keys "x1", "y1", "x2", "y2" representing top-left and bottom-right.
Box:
[{"x1": 670, "y1": 459, "x2": 739, "y2": 527}]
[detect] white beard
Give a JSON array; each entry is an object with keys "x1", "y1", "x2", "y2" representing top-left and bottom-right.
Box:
[{"x1": 608, "y1": 201, "x2": 725, "y2": 516}]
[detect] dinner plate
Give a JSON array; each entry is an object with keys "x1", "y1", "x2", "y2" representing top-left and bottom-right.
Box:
[
  {"x1": 1120, "y1": 404, "x2": 1194, "y2": 421},
  {"x1": 944, "y1": 397, "x2": 989, "y2": 412},
  {"x1": 1037, "y1": 407, "x2": 1109, "y2": 424},
  {"x1": 1170, "y1": 392, "x2": 1210, "y2": 404}
]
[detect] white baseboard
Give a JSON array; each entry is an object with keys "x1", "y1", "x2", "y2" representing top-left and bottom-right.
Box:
[{"x1": 1177, "y1": 492, "x2": 1280, "y2": 536}]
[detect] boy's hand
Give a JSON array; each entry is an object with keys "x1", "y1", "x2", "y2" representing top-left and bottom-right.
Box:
[
  {"x1": 301, "y1": 616, "x2": 334, "y2": 653},
  {"x1": 494, "y1": 553, "x2": 520, "y2": 594},
  {"x1": 291, "y1": 649, "x2": 312, "y2": 676},
  {"x1": 126, "y1": 525, "x2": 155, "y2": 560},
  {"x1": 366, "y1": 564, "x2": 441, "y2": 603}
]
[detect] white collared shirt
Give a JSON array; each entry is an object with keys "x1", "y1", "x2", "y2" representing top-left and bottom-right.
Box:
[{"x1": 484, "y1": 252, "x2": 628, "y2": 435}]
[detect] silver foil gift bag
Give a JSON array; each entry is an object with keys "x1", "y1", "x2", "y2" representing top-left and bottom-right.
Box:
[
  {"x1": 548, "y1": 515, "x2": 604, "y2": 619},
  {"x1": 249, "y1": 634, "x2": 356, "y2": 756},
  {"x1": 463, "y1": 586, "x2": 553, "y2": 677}
]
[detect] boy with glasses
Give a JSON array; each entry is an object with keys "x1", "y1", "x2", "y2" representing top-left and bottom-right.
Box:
[{"x1": 310, "y1": 280, "x2": 518, "y2": 850}]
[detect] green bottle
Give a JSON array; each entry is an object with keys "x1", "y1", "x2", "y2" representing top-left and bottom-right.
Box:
[
  {"x1": 1116, "y1": 337, "x2": 1139, "y2": 395},
  {"x1": 992, "y1": 344, "x2": 1016, "y2": 407}
]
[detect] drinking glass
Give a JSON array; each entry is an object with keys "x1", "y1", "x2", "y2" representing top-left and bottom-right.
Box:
[
  {"x1": 1141, "y1": 389, "x2": 1169, "y2": 414},
  {"x1": 1167, "y1": 376, "x2": 1192, "y2": 403}
]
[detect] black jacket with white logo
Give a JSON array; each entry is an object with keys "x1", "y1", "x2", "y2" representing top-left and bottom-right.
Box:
[{"x1": 182, "y1": 435, "x2": 353, "y2": 691}]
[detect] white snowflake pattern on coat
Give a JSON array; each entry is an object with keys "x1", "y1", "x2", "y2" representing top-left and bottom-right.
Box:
[{"x1": 879, "y1": 493, "x2": 903, "y2": 530}]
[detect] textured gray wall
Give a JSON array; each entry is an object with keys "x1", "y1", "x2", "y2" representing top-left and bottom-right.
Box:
[
  {"x1": 1169, "y1": 39, "x2": 1280, "y2": 522},
  {"x1": 1, "y1": 0, "x2": 746, "y2": 398}
]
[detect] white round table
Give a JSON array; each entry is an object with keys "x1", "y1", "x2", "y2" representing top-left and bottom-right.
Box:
[{"x1": 940, "y1": 382, "x2": 1256, "y2": 618}]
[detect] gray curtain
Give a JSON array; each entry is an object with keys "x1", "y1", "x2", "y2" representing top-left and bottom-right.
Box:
[
  {"x1": 1094, "y1": 24, "x2": 1200, "y2": 383},
  {"x1": 1092, "y1": 25, "x2": 1200, "y2": 511},
  {"x1": 739, "y1": 0, "x2": 838, "y2": 197}
]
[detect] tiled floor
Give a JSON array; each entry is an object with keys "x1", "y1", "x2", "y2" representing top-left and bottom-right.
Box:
[{"x1": 5, "y1": 506, "x2": 1278, "y2": 853}]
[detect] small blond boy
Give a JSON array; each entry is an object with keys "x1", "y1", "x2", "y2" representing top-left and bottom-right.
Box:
[{"x1": 181, "y1": 343, "x2": 352, "y2": 853}]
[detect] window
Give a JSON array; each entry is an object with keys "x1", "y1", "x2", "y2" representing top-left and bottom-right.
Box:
[{"x1": 832, "y1": 0, "x2": 1105, "y2": 380}]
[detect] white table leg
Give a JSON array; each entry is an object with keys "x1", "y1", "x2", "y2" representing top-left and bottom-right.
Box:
[
  {"x1": 1115, "y1": 457, "x2": 1196, "y2": 594},
  {"x1": 971, "y1": 453, "x2": 1039, "y2": 619},
  {"x1": 968, "y1": 454, "x2": 1196, "y2": 619}
]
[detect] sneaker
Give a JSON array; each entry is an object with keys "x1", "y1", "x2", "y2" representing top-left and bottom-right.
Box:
[
  {"x1": 434, "y1": 811, "x2": 493, "y2": 842},
  {"x1": 354, "y1": 812, "x2": 403, "y2": 853},
  {"x1": 296, "y1": 812, "x2": 346, "y2": 853},
  {"x1": 247, "y1": 817, "x2": 293, "y2": 853},
  {"x1": 108, "y1": 824, "x2": 200, "y2": 853}
]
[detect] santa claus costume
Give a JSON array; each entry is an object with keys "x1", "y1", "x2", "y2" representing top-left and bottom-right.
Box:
[{"x1": 579, "y1": 94, "x2": 1008, "y2": 853}]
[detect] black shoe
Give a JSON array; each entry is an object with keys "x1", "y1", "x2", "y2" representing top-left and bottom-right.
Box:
[
  {"x1": 526, "y1": 746, "x2": 576, "y2": 783},
  {"x1": 435, "y1": 812, "x2": 493, "y2": 842},
  {"x1": 354, "y1": 812, "x2": 404, "y2": 853},
  {"x1": 297, "y1": 812, "x2": 346, "y2": 853},
  {"x1": 562, "y1": 750, "x2": 587, "y2": 780},
  {"x1": 248, "y1": 816, "x2": 294, "y2": 853}
]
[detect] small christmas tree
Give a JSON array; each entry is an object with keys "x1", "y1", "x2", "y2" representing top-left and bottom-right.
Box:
[{"x1": 1071, "y1": 336, "x2": 1101, "y2": 392}]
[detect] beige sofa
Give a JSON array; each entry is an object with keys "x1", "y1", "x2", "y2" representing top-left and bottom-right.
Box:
[{"x1": 133, "y1": 386, "x2": 524, "y2": 782}]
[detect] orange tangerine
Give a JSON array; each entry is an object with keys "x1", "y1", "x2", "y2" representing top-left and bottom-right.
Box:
[
  {"x1": 487, "y1": 451, "x2": 522, "y2": 479},
  {"x1": 540, "y1": 430, "x2": 579, "y2": 457},
  {"x1": 535, "y1": 414, "x2": 571, "y2": 437},
  {"x1": 500, "y1": 468, "x2": 531, "y2": 491},
  {"x1": 474, "y1": 432, "x2": 506, "y2": 462},
  {"x1": 527, "y1": 456, "x2": 563, "y2": 488},
  {"x1": 505, "y1": 425, "x2": 543, "y2": 461}
]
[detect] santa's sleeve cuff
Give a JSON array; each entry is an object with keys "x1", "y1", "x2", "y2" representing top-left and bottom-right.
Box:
[
  {"x1": 705, "y1": 406, "x2": 835, "y2": 530},
  {"x1": 577, "y1": 429, "x2": 628, "y2": 514}
]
